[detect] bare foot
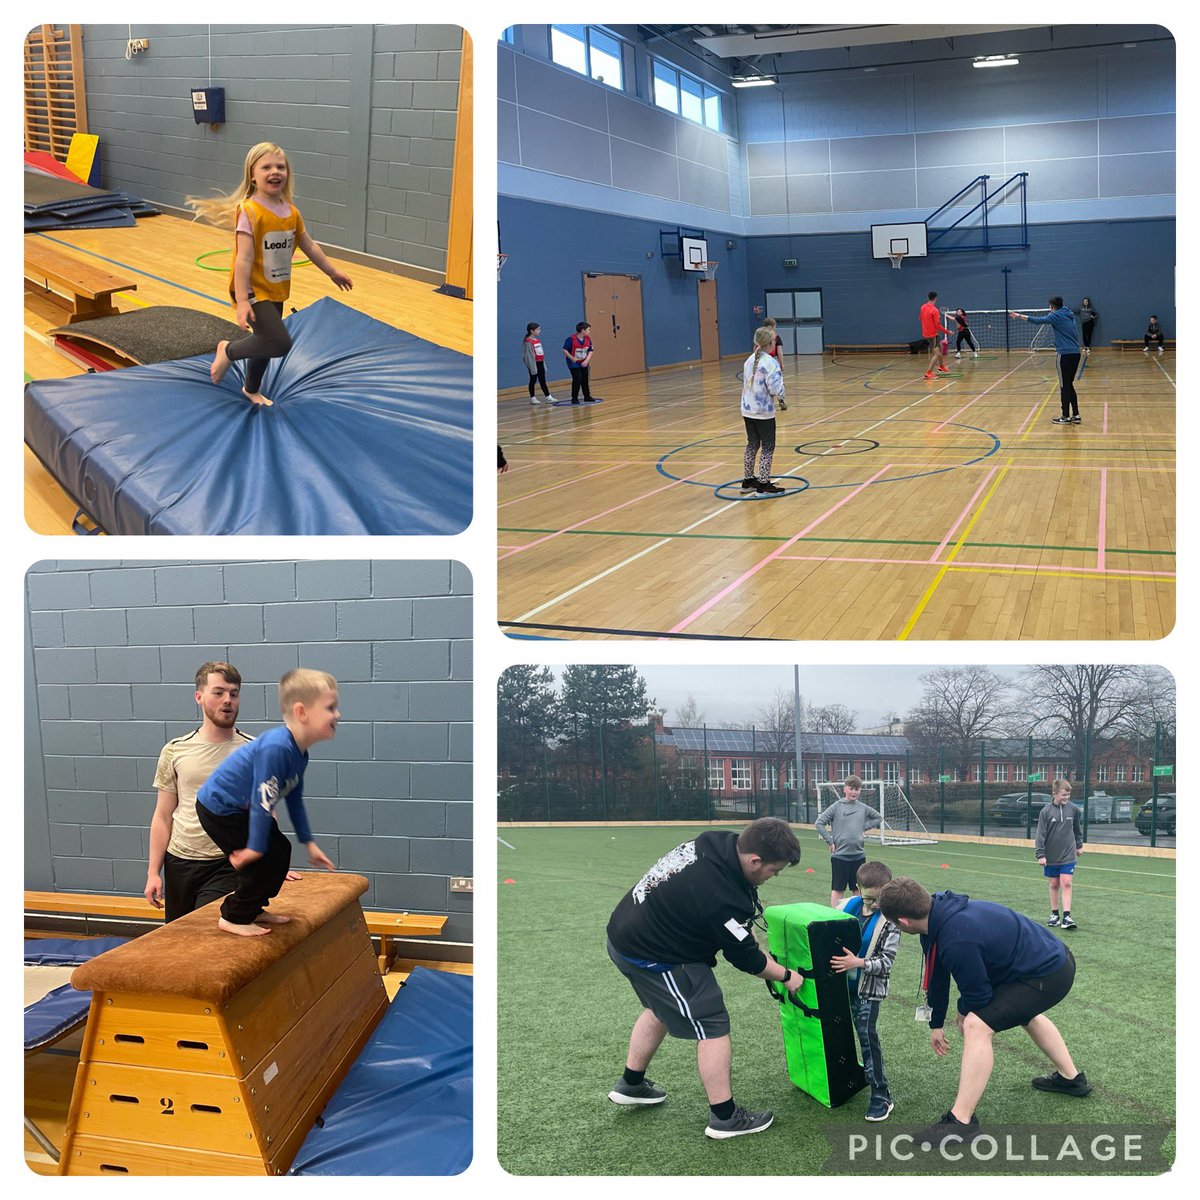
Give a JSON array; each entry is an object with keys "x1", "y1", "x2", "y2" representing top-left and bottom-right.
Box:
[
  {"x1": 219, "y1": 916, "x2": 271, "y2": 937},
  {"x1": 243, "y1": 388, "x2": 274, "y2": 407},
  {"x1": 211, "y1": 341, "x2": 232, "y2": 385},
  {"x1": 254, "y1": 912, "x2": 291, "y2": 925}
]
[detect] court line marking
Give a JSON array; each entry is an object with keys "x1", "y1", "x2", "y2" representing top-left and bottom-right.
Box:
[
  {"x1": 1152, "y1": 356, "x2": 1175, "y2": 387},
  {"x1": 772, "y1": 553, "x2": 1174, "y2": 580},
  {"x1": 499, "y1": 462, "x2": 624, "y2": 509},
  {"x1": 668, "y1": 464, "x2": 894, "y2": 635},
  {"x1": 1103, "y1": 402, "x2": 1110, "y2": 434},
  {"x1": 859, "y1": 841, "x2": 1175, "y2": 878},
  {"x1": 928, "y1": 467, "x2": 1000, "y2": 563},
  {"x1": 941, "y1": 566, "x2": 1170, "y2": 583},
  {"x1": 933, "y1": 353, "x2": 1035, "y2": 432},
  {"x1": 1098, "y1": 467, "x2": 1108, "y2": 572},
  {"x1": 500, "y1": 462, "x2": 724, "y2": 561}
]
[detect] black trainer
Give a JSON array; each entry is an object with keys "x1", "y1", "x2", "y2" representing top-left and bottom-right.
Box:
[
  {"x1": 705, "y1": 1105, "x2": 773, "y2": 1139},
  {"x1": 1046, "y1": 914, "x2": 1061, "y2": 927},
  {"x1": 608, "y1": 1077, "x2": 667, "y2": 1106},
  {"x1": 914, "y1": 1111, "x2": 981, "y2": 1151},
  {"x1": 740, "y1": 477, "x2": 757, "y2": 492},
  {"x1": 1051, "y1": 416, "x2": 1072, "y2": 425},
  {"x1": 1061, "y1": 914, "x2": 1077, "y2": 930},
  {"x1": 756, "y1": 480, "x2": 786, "y2": 495},
  {"x1": 1032, "y1": 1070, "x2": 1092, "y2": 1097}
]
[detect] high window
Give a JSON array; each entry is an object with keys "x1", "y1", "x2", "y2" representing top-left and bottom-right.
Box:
[
  {"x1": 651, "y1": 57, "x2": 723, "y2": 131},
  {"x1": 551, "y1": 25, "x2": 624, "y2": 90}
]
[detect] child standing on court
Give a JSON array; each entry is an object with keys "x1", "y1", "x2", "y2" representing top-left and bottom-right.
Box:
[
  {"x1": 1078, "y1": 298, "x2": 1099, "y2": 354},
  {"x1": 1035, "y1": 778, "x2": 1084, "y2": 930},
  {"x1": 739, "y1": 327, "x2": 786, "y2": 495},
  {"x1": 523, "y1": 322, "x2": 555, "y2": 404},
  {"x1": 562, "y1": 321, "x2": 596, "y2": 403},
  {"x1": 189, "y1": 142, "x2": 353, "y2": 407},
  {"x1": 761, "y1": 317, "x2": 787, "y2": 408},
  {"x1": 814, "y1": 775, "x2": 883, "y2": 908},
  {"x1": 831, "y1": 860, "x2": 901, "y2": 1121},
  {"x1": 195, "y1": 669, "x2": 339, "y2": 937},
  {"x1": 953, "y1": 308, "x2": 980, "y2": 358}
]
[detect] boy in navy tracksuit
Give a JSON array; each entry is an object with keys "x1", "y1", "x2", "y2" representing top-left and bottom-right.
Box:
[
  {"x1": 1010, "y1": 298, "x2": 1082, "y2": 424},
  {"x1": 878, "y1": 880, "x2": 1093, "y2": 1145},
  {"x1": 196, "y1": 668, "x2": 338, "y2": 936}
]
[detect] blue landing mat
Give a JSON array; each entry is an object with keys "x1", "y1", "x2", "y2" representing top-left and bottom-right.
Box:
[
  {"x1": 24, "y1": 298, "x2": 472, "y2": 535},
  {"x1": 290, "y1": 967, "x2": 472, "y2": 1176}
]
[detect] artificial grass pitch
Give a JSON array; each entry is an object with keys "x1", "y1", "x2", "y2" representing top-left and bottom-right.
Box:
[{"x1": 498, "y1": 825, "x2": 1176, "y2": 1175}]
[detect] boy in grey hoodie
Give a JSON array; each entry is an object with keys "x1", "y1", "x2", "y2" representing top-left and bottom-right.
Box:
[
  {"x1": 814, "y1": 775, "x2": 883, "y2": 908},
  {"x1": 1036, "y1": 778, "x2": 1084, "y2": 930}
]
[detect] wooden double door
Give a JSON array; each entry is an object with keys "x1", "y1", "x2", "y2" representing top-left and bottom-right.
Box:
[{"x1": 583, "y1": 273, "x2": 646, "y2": 380}]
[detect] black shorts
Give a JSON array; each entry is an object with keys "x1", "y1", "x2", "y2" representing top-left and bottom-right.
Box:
[
  {"x1": 607, "y1": 938, "x2": 730, "y2": 1040},
  {"x1": 832, "y1": 855, "x2": 866, "y2": 893},
  {"x1": 975, "y1": 949, "x2": 1076, "y2": 1032}
]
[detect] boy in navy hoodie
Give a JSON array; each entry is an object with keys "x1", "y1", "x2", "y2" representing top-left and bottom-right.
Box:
[{"x1": 878, "y1": 877, "x2": 1093, "y2": 1145}]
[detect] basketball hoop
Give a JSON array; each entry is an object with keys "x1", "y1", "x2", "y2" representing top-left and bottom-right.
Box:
[
  {"x1": 888, "y1": 252, "x2": 906, "y2": 271},
  {"x1": 697, "y1": 260, "x2": 719, "y2": 281},
  {"x1": 497, "y1": 252, "x2": 508, "y2": 281}
]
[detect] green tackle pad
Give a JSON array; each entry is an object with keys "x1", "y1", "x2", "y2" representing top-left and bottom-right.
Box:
[{"x1": 764, "y1": 902, "x2": 866, "y2": 1108}]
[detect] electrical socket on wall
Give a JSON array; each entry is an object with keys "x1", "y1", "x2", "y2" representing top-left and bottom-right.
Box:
[{"x1": 450, "y1": 877, "x2": 473, "y2": 892}]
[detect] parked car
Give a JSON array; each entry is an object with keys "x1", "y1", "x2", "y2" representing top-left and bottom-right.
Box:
[
  {"x1": 990, "y1": 791, "x2": 1051, "y2": 826},
  {"x1": 1135, "y1": 793, "x2": 1176, "y2": 836}
]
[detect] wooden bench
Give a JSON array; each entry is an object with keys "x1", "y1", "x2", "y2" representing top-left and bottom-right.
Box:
[
  {"x1": 24, "y1": 241, "x2": 137, "y2": 323},
  {"x1": 57, "y1": 875, "x2": 386, "y2": 1175},
  {"x1": 1112, "y1": 339, "x2": 1175, "y2": 351},
  {"x1": 24, "y1": 889, "x2": 447, "y2": 977},
  {"x1": 826, "y1": 343, "x2": 910, "y2": 353}
]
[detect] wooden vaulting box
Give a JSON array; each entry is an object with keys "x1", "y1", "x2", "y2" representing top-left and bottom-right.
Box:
[{"x1": 58, "y1": 874, "x2": 387, "y2": 1175}]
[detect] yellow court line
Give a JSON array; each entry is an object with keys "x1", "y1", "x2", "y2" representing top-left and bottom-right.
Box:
[{"x1": 897, "y1": 383, "x2": 1057, "y2": 639}]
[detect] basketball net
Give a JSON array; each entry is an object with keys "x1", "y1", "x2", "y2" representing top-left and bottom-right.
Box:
[
  {"x1": 888, "y1": 252, "x2": 906, "y2": 271},
  {"x1": 497, "y1": 252, "x2": 508, "y2": 281},
  {"x1": 698, "y1": 260, "x2": 719, "y2": 281}
]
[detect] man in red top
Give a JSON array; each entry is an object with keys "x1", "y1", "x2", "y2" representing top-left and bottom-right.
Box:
[{"x1": 920, "y1": 291, "x2": 950, "y2": 379}]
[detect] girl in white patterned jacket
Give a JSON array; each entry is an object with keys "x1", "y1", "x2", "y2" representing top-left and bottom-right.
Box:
[{"x1": 739, "y1": 327, "x2": 786, "y2": 495}]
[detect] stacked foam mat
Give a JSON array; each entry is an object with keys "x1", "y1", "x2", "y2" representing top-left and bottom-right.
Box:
[
  {"x1": 24, "y1": 169, "x2": 158, "y2": 232},
  {"x1": 764, "y1": 903, "x2": 866, "y2": 1107}
]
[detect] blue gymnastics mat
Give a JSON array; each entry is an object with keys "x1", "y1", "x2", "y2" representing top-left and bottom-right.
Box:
[
  {"x1": 24, "y1": 298, "x2": 472, "y2": 535},
  {"x1": 290, "y1": 967, "x2": 472, "y2": 1176}
]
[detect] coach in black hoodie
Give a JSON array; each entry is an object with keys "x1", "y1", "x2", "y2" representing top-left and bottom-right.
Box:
[{"x1": 606, "y1": 818, "x2": 803, "y2": 1140}]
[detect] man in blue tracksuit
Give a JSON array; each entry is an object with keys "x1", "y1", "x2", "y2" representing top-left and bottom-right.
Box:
[
  {"x1": 1010, "y1": 298, "x2": 1082, "y2": 425},
  {"x1": 878, "y1": 880, "x2": 1093, "y2": 1146}
]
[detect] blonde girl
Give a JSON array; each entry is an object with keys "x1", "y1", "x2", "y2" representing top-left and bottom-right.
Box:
[
  {"x1": 739, "y1": 327, "x2": 786, "y2": 495},
  {"x1": 188, "y1": 142, "x2": 353, "y2": 405}
]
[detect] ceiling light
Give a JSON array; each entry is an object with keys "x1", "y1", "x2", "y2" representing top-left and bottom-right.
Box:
[
  {"x1": 972, "y1": 54, "x2": 1019, "y2": 69},
  {"x1": 731, "y1": 74, "x2": 777, "y2": 88}
]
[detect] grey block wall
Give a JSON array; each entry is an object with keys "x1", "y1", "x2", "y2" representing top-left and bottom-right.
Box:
[
  {"x1": 79, "y1": 24, "x2": 463, "y2": 274},
  {"x1": 25, "y1": 560, "x2": 473, "y2": 944}
]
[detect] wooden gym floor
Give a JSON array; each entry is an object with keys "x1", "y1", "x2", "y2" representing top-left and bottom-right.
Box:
[
  {"x1": 24, "y1": 215, "x2": 472, "y2": 535},
  {"x1": 498, "y1": 349, "x2": 1175, "y2": 640}
]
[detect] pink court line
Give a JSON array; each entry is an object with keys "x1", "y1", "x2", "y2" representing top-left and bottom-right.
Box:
[
  {"x1": 499, "y1": 462, "x2": 624, "y2": 509},
  {"x1": 934, "y1": 355, "x2": 1034, "y2": 432},
  {"x1": 498, "y1": 462, "x2": 722, "y2": 561},
  {"x1": 774, "y1": 552, "x2": 1174, "y2": 579},
  {"x1": 1014, "y1": 397, "x2": 1045, "y2": 439},
  {"x1": 927, "y1": 466, "x2": 1000, "y2": 564},
  {"x1": 1097, "y1": 468, "x2": 1108, "y2": 572},
  {"x1": 1103, "y1": 403, "x2": 1109, "y2": 434},
  {"x1": 668, "y1": 463, "x2": 893, "y2": 634}
]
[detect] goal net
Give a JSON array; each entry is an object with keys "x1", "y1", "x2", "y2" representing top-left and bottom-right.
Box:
[
  {"x1": 942, "y1": 308, "x2": 1054, "y2": 352},
  {"x1": 816, "y1": 780, "x2": 938, "y2": 846}
]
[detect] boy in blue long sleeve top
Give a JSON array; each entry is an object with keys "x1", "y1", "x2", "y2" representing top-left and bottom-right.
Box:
[
  {"x1": 1010, "y1": 297, "x2": 1082, "y2": 425},
  {"x1": 196, "y1": 668, "x2": 338, "y2": 936},
  {"x1": 879, "y1": 878, "x2": 1093, "y2": 1146}
]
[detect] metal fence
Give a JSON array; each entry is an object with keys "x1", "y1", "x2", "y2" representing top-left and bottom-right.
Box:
[{"x1": 498, "y1": 726, "x2": 1177, "y2": 849}]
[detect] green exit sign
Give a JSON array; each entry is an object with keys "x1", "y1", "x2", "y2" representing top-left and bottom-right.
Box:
[
  {"x1": 1153, "y1": 765, "x2": 1174, "y2": 777},
  {"x1": 1027, "y1": 773, "x2": 1044, "y2": 781},
  {"x1": 783, "y1": 257, "x2": 798, "y2": 268},
  {"x1": 939, "y1": 774, "x2": 951, "y2": 782}
]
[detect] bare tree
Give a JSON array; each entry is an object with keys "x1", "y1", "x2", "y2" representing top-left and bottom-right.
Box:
[
  {"x1": 755, "y1": 688, "x2": 796, "y2": 806},
  {"x1": 810, "y1": 703, "x2": 857, "y2": 734},
  {"x1": 673, "y1": 693, "x2": 705, "y2": 728},
  {"x1": 905, "y1": 665, "x2": 1015, "y2": 778}
]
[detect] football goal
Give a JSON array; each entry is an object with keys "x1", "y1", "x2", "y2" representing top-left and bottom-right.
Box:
[
  {"x1": 942, "y1": 308, "x2": 1054, "y2": 352},
  {"x1": 815, "y1": 780, "x2": 938, "y2": 846}
]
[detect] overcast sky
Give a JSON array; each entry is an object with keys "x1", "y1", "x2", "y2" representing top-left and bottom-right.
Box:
[{"x1": 543, "y1": 664, "x2": 1028, "y2": 729}]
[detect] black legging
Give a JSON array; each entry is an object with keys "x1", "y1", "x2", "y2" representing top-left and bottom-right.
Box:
[
  {"x1": 528, "y1": 361, "x2": 550, "y2": 397},
  {"x1": 1081, "y1": 320, "x2": 1095, "y2": 348},
  {"x1": 744, "y1": 416, "x2": 777, "y2": 481},
  {"x1": 956, "y1": 328, "x2": 978, "y2": 352},
  {"x1": 225, "y1": 300, "x2": 291, "y2": 393},
  {"x1": 1057, "y1": 352, "x2": 1081, "y2": 418}
]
